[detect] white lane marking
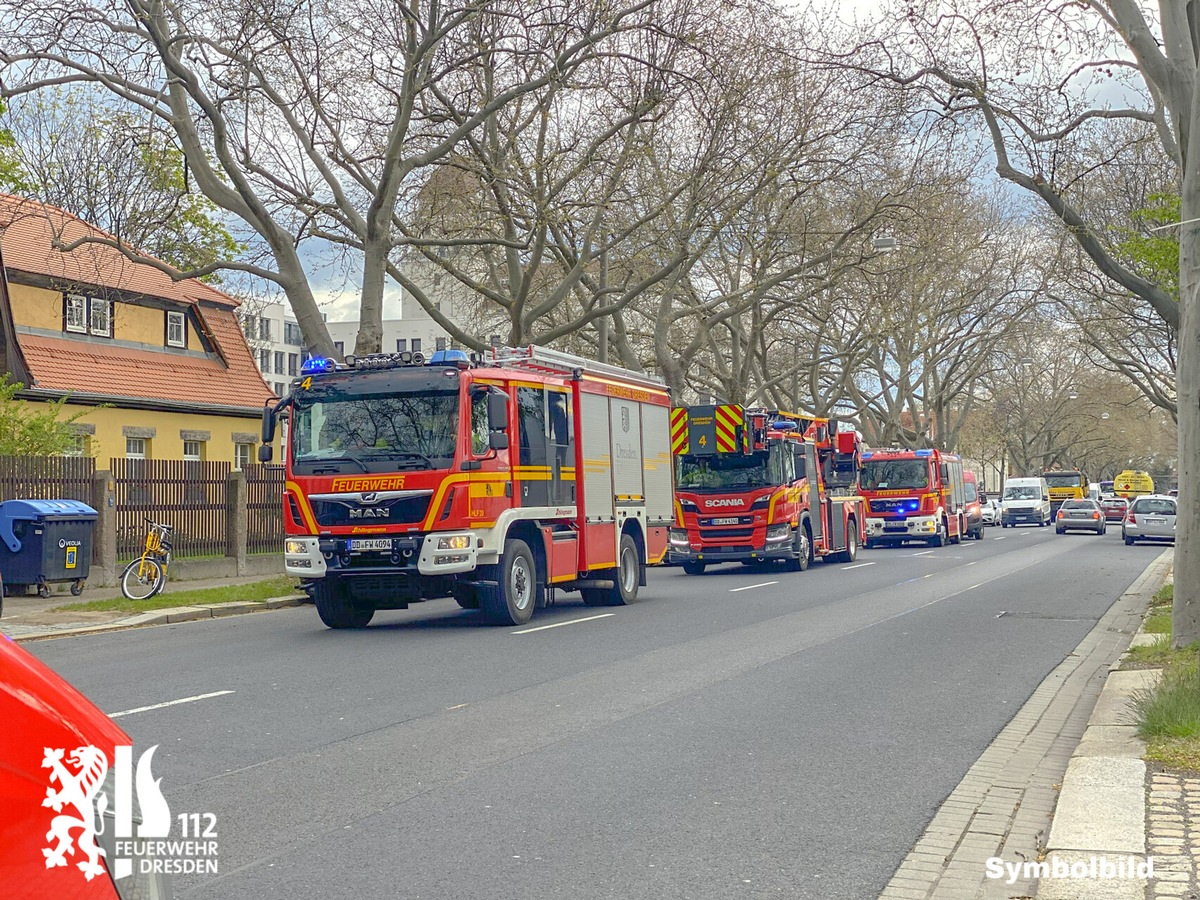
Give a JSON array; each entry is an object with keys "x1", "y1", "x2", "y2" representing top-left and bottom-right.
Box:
[
  {"x1": 841, "y1": 562, "x2": 876, "y2": 570},
  {"x1": 911, "y1": 550, "x2": 935, "y2": 557},
  {"x1": 994, "y1": 536, "x2": 1006, "y2": 541},
  {"x1": 729, "y1": 581, "x2": 778, "y2": 593},
  {"x1": 109, "y1": 690, "x2": 235, "y2": 719},
  {"x1": 512, "y1": 613, "x2": 615, "y2": 634}
]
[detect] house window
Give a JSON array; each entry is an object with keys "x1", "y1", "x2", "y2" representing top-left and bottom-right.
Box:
[
  {"x1": 274, "y1": 382, "x2": 285, "y2": 395},
  {"x1": 396, "y1": 339, "x2": 407, "y2": 353},
  {"x1": 65, "y1": 295, "x2": 87, "y2": 333},
  {"x1": 166, "y1": 311, "x2": 186, "y2": 348},
  {"x1": 90, "y1": 297, "x2": 111, "y2": 337},
  {"x1": 288, "y1": 353, "x2": 298, "y2": 376},
  {"x1": 259, "y1": 349, "x2": 270, "y2": 371},
  {"x1": 411, "y1": 338, "x2": 422, "y2": 353},
  {"x1": 235, "y1": 443, "x2": 253, "y2": 470},
  {"x1": 435, "y1": 337, "x2": 447, "y2": 352},
  {"x1": 183, "y1": 440, "x2": 203, "y2": 461},
  {"x1": 126, "y1": 437, "x2": 147, "y2": 459},
  {"x1": 284, "y1": 322, "x2": 303, "y2": 345},
  {"x1": 334, "y1": 341, "x2": 344, "y2": 355},
  {"x1": 258, "y1": 317, "x2": 271, "y2": 341},
  {"x1": 490, "y1": 335, "x2": 501, "y2": 347},
  {"x1": 63, "y1": 435, "x2": 88, "y2": 457},
  {"x1": 274, "y1": 351, "x2": 285, "y2": 374}
]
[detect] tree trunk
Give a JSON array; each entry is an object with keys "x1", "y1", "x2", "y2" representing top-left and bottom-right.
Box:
[{"x1": 1174, "y1": 165, "x2": 1200, "y2": 646}]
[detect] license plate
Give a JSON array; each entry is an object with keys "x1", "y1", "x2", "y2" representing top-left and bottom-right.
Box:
[
  {"x1": 350, "y1": 539, "x2": 392, "y2": 551},
  {"x1": 884, "y1": 523, "x2": 907, "y2": 531},
  {"x1": 1146, "y1": 517, "x2": 1166, "y2": 525},
  {"x1": 710, "y1": 517, "x2": 739, "y2": 526}
]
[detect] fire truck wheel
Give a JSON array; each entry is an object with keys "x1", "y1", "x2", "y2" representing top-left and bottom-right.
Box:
[
  {"x1": 680, "y1": 561, "x2": 706, "y2": 576},
  {"x1": 785, "y1": 527, "x2": 810, "y2": 572},
  {"x1": 838, "y1": 526, "x2": 858, "y2": 563},
  {"x1": 482, "y1": 539, "x2": 537, "y2": 625},
  {"x1": 930, "y1": 519, "x2": 948, "y2": 548},
  {"x1": 313, "y1": 581, "x2": 375, "y2": 629},
  {"x1": 583, "y1": 533, "x2": 641, "y2": 606}
]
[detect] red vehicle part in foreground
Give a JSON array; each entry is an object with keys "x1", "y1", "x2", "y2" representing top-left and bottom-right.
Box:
[{"x1": 0, "y1": 634, "x2": 126, "y2": 899}]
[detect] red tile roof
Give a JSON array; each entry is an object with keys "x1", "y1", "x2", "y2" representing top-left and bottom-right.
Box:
[
  {"x1": 0, "y1": 194, "x2": 275, "y2": 412},
  {"x1": 0, "y1": 194, "x2": 238, "y2": 308}
]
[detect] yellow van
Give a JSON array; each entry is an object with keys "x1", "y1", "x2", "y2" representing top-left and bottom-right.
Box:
[{"x1": 1113, "y1": 470, "x2": 1154, "y2": 498}]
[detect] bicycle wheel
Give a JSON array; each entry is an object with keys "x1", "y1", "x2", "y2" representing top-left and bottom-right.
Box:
[{"x1": 121, "y1": 557, "x2": 165, "y2": 600}]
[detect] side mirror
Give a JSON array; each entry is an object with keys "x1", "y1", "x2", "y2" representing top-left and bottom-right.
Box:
[
  {"x1": 487, "y1": 390, "x2": 509, "y2": 432},
  {"x1": 939, "y1": 463, "x2": 949, "y2": 480},
  {"x1": 489, "y1": 432, "x2": 510, "y2": 450},
  {"x1": 261, "y1": 403, "x2": 276, "y2": 444},
  {"x1": 258, "y1": 444, "x2": 273, "y2": 463}
]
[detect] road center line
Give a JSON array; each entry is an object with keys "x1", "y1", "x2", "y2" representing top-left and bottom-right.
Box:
[
  {"x1": 841, "y1": 562, "x2": 876, "y2": 570},
  {"x1": 512, "y1": 613, "x2": 615, "y2": 634},
  {"x1": 109, "y1": 690, "x2": 235, "y2": 719},
  {"x1": 911, "y1": 550, "x2": 935, "y2": 557},
  {"x1": 729, "y1": 581, "x2": 778, "y2": 593}
]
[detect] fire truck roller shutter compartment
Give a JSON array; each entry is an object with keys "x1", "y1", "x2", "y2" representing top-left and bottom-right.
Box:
[
  {"x1": 580, "y1": 392, "x2": 615, "y2": 523},
  {"x1": 641, "y1": 403, "x2": 674, "y2": 526}
]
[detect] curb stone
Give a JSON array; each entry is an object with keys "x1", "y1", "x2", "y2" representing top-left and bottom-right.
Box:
[
  {"x1": 6, "y1": 594, "x2": 306, "y2": 642},
  {"x1": 877, "y1": 548, "x2": 1172, "y2": 900}
]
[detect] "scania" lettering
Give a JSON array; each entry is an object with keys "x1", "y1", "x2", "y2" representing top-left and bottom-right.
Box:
[
  {"x1": 348, "y1": 508, "x2": 390, "y2": 519},
  {"x1": 704, "y1": 499, "x2": 745, "y2": 507}
]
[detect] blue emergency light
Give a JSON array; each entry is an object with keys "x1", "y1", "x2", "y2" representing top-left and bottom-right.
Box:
[
  {"x1": 301, "y1": 356, "x2": 336, "y2": 374},
  {"x1": 428, "y1": 348, "x2": 471, "y2": 367}
]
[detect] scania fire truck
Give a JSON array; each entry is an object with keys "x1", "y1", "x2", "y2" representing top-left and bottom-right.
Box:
[
  {"x1": 261, "y1": 346, "x2": 674, "y2": 628},
  {"x1": 859, "y1": 447, "x2": 968, "y2": 547},
  {"x1": 668, "y1": 405, "x2": 866, "y2": 573}
]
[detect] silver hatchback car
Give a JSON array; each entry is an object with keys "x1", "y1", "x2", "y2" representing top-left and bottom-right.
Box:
[{"x1": 1123, "y1": 495, "x2": 1177, "y2": 545}]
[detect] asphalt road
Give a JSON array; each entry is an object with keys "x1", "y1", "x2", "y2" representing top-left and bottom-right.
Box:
[{"x1": 28, "y1": 524, "x2": 1160, "y2": 899}]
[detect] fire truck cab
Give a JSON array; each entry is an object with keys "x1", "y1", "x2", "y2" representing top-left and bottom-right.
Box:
[
  {"x1": 262, "y1": 346, "x2": 674, "y2": 628},
  {"x1": 668, "y1": 405, "x2": 866, "y2": 574},
  {"x1": 859, "y1": 448, "x2": 967, "y2": 547}
]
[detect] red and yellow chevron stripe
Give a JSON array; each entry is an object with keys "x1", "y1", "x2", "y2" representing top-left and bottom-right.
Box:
[
  {"x1": 715, "y1": 404, "x2": 742, "y2": 452},
  {"x1": 670, "y1": 407, "x2": 690, "y2": 455}
]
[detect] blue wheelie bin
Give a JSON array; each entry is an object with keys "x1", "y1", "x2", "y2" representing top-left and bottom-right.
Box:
[{"x1": 0, "y1": 499, "x2": 98, "y2": 598}]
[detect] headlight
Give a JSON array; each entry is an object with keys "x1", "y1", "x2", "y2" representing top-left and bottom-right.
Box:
[
  {"x1": 765, "y1": 523, "x2": 790, "y2": 542},
  {"x1": 284, "y1": 539, "x2": 308, "y2": 555},
  {"x1": 669, "y1": 529, "x2": 689, "y2": 546},
  {"x1": 437, "y1": 535, "x2": 471, "y2": 551},
  {"x1": 678, "y1": 498, "x2": 699, "y2": 512}
]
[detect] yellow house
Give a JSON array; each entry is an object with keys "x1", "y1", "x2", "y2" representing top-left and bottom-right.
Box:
[{"x1": 0, "y1": 194, "x2": 275, "y2": 464}]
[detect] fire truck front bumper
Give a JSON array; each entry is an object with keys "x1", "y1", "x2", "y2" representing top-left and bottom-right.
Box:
[
  {"x1": 667, "y1": 525, "x2": 791, "y2": 564},
  {"x1": 865, "y1": 516, "x2": 939, "y2": 541}
]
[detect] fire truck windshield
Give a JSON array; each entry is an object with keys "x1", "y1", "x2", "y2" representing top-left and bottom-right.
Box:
[
  {"x1": 859, "y1": 459, "x2": 930, "y2": 491},
  {"x1": 291, "y1": 388, "x2": 459, "y2": 473},
  {"x1": 675, "y1": 447, "x2": 788, "y2": 491}
]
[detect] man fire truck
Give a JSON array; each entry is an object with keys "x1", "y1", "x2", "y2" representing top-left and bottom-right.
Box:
[
  {"x1": 668, "y1": 405, "x2": 866, "y2": 574},
  {"x1": 260, "y1": 346, "x2": 674, "y2": 628},
  {"x1": 859, "y1": 448, "x2": 968, "y2": 547}
]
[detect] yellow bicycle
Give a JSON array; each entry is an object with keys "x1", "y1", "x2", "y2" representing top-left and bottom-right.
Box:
[{"x1": 120, "y1": 518, "x2": 173, "y2": 600}]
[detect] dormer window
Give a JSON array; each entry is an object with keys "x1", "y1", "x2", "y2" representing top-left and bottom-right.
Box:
[
  {"x1": 64, "y1": 293, "x2": 112, "y2": 337},
  {"x1": 166, "y1": 310, "x2": 187, "y2": 348}
]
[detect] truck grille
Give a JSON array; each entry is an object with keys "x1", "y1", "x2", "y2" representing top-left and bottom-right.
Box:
[
  {"x1": 312, "y1": 494, "x2": 432, "y2": 527},
  {"x1": 699, "y1": 527, "x2": 755, "y2": 539},
  {"x1": 870, "y1": 498, "x2": 917, "y2": 514}
]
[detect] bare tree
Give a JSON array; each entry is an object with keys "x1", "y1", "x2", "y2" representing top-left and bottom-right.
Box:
[{"x1": 862, "y1": 0, "x2": 1200, "y2": 644}]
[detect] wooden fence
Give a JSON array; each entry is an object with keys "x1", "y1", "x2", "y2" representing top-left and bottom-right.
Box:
[
  {"x1": 112, "y1": 458, "x2": 231, "y2": 560},
  {"x1": 245, "y1": 464, "x2": 285, "y2": 555},
  {"x1": 0, "y1": 455, "x2": 94, "y2": 503}
]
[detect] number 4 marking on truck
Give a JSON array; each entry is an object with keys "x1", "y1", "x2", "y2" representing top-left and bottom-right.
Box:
[{"x1": 301, "y1": 376, "x2": 313, "y2": 390}]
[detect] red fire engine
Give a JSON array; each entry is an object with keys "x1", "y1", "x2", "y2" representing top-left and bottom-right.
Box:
[
  {"x1": 859, "y1": 448, "x2": 967, "y2": 547},
  {"x1": 668, "y1": 405, "x2": 866, "y2": 573},
  {"x1": 261, "y1": 346, "x2": 674, "y2": 628}
]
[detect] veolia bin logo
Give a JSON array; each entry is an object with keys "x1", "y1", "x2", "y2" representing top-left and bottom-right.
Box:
[{"x1": 42, "y1": 744, "x2": 218, "y2": 881}]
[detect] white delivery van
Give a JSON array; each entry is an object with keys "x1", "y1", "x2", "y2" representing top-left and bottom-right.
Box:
[{"x1": 1001, "y1": 477, "x2": 1052, "y2": 527}]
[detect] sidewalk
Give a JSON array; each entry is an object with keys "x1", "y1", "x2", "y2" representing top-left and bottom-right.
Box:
[
  {"x1": 0, "y1": 572, "x2": 305, "y2": 641},
  {"x1": 878, "y1": 548, "x2": 1174, "y2": 900}
]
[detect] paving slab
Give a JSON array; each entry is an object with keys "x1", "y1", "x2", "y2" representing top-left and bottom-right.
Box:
[
  {"x1": 1047, "y1": 757, "x2": 1146, "y2": 854},
  {"x1": 1074, "y1": 725, "x2": 1146, "y2": 759},
  {"x1": 1089, "y1": 669, "x2": 1160, "y2": 726}
]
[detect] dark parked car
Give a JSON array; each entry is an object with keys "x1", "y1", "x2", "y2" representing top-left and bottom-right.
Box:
[
  {"x1": 1100, "y1": 496, "x2": 1129, "y2": 522},
  {"x1": 1055, "y1": 499, "x2": 1106, "y2": 535},
  {"x1": 1123, "y1": 495, "x2": 1177, "y2": 545}
]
